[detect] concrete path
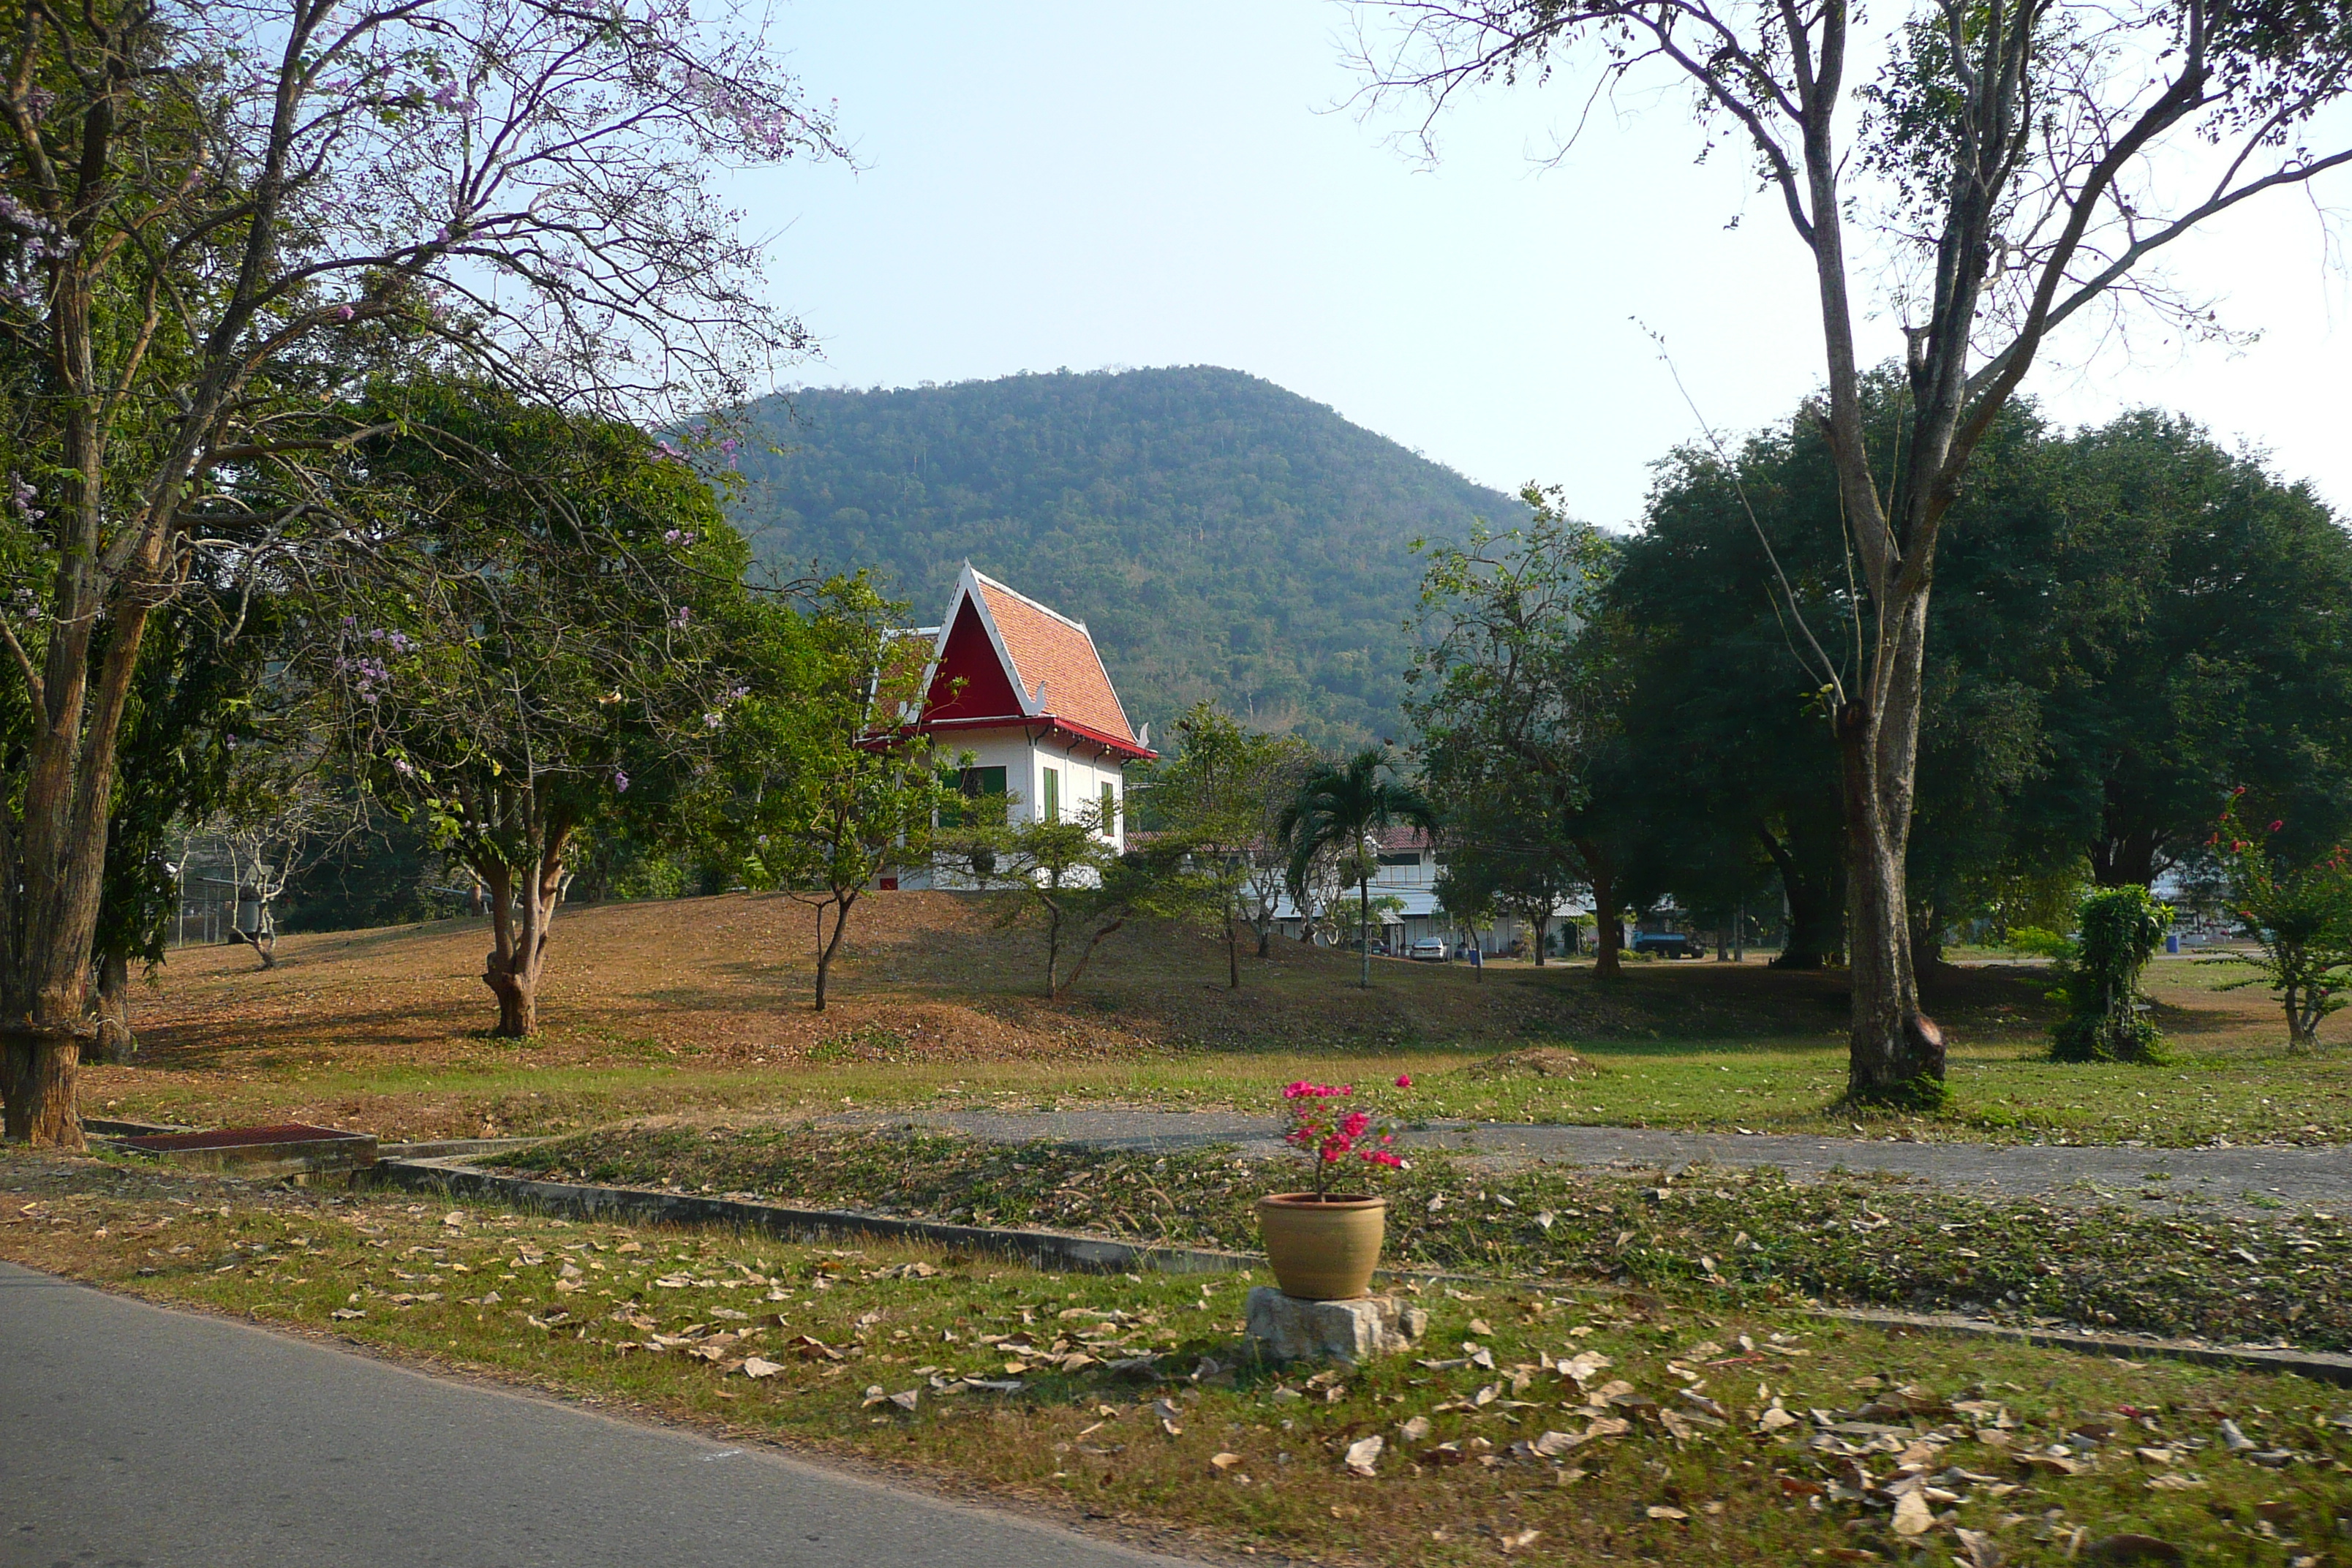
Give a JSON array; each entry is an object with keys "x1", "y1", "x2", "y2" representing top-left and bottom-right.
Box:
[
  {"x1": 835, "y1": 1110, "x2": 2352, "y2": 1214},
  {"x1": 0, "y1": 1262, "x2": 1192, "y2": 1568}
]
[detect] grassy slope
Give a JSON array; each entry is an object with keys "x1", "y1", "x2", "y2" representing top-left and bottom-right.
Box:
[
  {"x1": 9, "y1": 1150, "x2": 2350, "y2": 1568},
  {"x1": 94, "y1": 891, "x2": 2352, "y2": 1146}
]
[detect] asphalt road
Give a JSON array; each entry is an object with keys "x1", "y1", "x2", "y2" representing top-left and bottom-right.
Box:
[{"x1": 0, "y1": 1262, "x2": 1194, "y2": 1568}]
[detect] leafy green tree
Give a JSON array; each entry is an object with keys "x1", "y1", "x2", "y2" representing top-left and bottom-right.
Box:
[
  {"x1": 973, "y1": 802, "x2": 1183, "y2": 999},
  {"x1": 1436, "y1": 788, "x2": 1583, "y2": 967},
  {"x1": 1407, "y1": 489, "x2": 1633, "y2": 975},
  {"x1": 2035, "y1": 415, "x2": 2352, "y2": 887},
  {"x1": 312, "y1": 382, "x2": 756, "y2": 1038},
  {"x1": 1143, "y1": 702, "x2": 1318, "y2": 985},
  {"x1": 2206, "y1": 796, "x2": 2352, "y2": 1055},
  {"x1": 1616, "y1": 379, "x2": 2058, "y2": 970},
  {"x1": 1616, "y1": 391, "x2": 2352, "y2": 976},
  {"x1": 715, "y1": 576, "x2": 952, "y2": 1012},
  {"x1": 86, "y1": 592, "x2": 282, "y2": 1058},
  {"x1": 1278, "y1": 748, "x2": 1438, "y2": 989}
]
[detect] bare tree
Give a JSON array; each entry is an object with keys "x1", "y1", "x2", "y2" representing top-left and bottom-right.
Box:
[
  {"x1": 0, "y1": 0, "x2": 837, "y2": 1144},
  {"x1": 195, "y1": 785, "x2": 368, "y2": 969},
  {"x1": 1362, "y1": 0, "x2": 2352, "y2": 1102}
]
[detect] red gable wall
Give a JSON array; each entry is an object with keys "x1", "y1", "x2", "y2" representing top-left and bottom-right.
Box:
[{"x1": 924, "y1": 598, "x2": 1025, "y2": 723}]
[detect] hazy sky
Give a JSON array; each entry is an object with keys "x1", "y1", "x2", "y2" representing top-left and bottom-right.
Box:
[{"x1": 729, "y1": 2, "x2": 2352, "y2": 529}]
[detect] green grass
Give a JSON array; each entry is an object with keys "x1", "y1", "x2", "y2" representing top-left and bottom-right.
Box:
[
  {"x1": 497, "y1": 1125, "x2": 2352, "y2": 1354},
  {"x1": 10, "y1": 1148, "x2": 2351, "y2": 1567}
]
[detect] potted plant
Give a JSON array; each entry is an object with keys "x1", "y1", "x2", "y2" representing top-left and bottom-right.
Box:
[{"x1": 1257, "y1": 1077, "x2": 1411, "y2": 1300}]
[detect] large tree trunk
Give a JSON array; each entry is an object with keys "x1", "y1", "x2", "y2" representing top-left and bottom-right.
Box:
[
  {"x1": 1909, "y1": 905, "x2": 1948, "y2": 974},
  {"x1": 479, "y1": 826, "x2": 569, "y2": 1040},
  {"x1": 1837, "y1": 686, "x2": 1944, "y2": 1104},
  {"x1": 1, "y1": 576, "x2": 153, "y2": 1150},
  {"x1": 1757, "y1": 818, "x2": 1844, "y2": 968},
  {"x1": 91, "y1": 951, "x2": 135, "y2": 1065},
  {"x1": 2090, "y1": 818, "x2": 2162, "y2": 887},
  {"x1": 1578, "y1": 840, "x2": 1622, "y2": 979},
  {"x1": 1531, "y1": 913, "x2": 1549, "y2": 966},
  {"x1": 0, "y1": 1032, "x2": 83, "y2": 1144}
]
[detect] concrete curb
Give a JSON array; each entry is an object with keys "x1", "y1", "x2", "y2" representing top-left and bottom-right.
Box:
[
  {"x1": 1812, "y1": 1306, "x2": 2352, "y2": 1386},
  {"x1": 366, "y1": 1156, "x2": 2352, "y2": 1389},
  {"x1": 367, "y1": 1157, "x2": 1250, "y2": 1278},
  {"x1": 380, "y1": 1137, "x2": 557, "y2": 1161}
]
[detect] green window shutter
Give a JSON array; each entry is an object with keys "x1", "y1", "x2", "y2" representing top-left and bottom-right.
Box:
[{"x1": 1041, "y1": 766, "x2": 1060, "y2": 822}]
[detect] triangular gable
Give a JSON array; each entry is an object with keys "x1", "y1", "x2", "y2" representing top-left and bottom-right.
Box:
[{"x1": 924, "y1": 595, "x2": 1025, "y2": 723}]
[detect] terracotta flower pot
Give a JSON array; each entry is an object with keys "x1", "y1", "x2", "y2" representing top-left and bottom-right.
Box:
[{"x1": 1257, "y1": 1192, "x2": 1387, "y2": 1300}]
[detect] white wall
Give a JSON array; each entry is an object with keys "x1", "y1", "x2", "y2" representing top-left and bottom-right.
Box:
[{"x1": 900, "y1": 726, "x2": 1134, "y2": 890}]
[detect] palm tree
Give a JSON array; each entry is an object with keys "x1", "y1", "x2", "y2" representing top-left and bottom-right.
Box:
[{"x1": 1278, "y1": 748, "x2": 1439, "y2": 989}]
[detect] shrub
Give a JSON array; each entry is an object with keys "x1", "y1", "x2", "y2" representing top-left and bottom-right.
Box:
[
  {"x1": 2046, "y1": 886, "x2": 2173, "y2": 1063},
  {"x1": 2206, "y1": 795, "x2": 2352, "y2": 1054}
]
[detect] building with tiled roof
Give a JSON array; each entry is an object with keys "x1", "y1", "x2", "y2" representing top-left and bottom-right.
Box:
[{"x1": 886, "y1": 566, "x2": 1155, "y2": 888}]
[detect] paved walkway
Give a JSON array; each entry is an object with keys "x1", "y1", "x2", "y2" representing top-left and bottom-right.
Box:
[
  {"x1": 829, "y1": 1110, "x2": 2352, "y2": 1214},
  {"x1": 0, "y1": 1262, "x2": 1193, "y2": 1568}
]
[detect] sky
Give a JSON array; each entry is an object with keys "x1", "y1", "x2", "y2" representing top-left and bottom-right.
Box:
[{"x1": 725, "y1": 1, "x2": 2352, "y2": 530}]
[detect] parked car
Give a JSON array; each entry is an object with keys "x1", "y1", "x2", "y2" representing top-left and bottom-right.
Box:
[
  {"x1": 1632, "y1": 931, "x2": 1697, "y2": 959},
  {"x1": 1407, "y1": 937, "x2": 1449, "y2": 962}
]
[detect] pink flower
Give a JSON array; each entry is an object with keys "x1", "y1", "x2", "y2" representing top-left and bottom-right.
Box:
[
  {"x1": 1360, "y1": 1149, "x2": 1404, "y2": 1168},
  {"x1": 2270, "y1": 820, "x2": 2285, "y2": 832},
  {"x1": 1341, "y1": 1111, "x2": 1371, "y2": 1139},
  {"x1": 1394, "y1": 1074, "x2": 1412, "y2": 1088}
]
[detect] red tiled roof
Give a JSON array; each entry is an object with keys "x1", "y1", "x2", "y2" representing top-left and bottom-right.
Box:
[{"x1": 972, "y1": 576, "x2": 1139, "y2": 747}]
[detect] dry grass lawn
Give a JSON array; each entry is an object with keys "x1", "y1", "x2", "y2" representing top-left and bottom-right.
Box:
[{"x1": 82, "y1": 892, "x2": 2352, "y2": 1146}]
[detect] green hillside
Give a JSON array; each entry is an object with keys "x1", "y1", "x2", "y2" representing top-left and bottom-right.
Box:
[{"x1": 731, "y1": 366, "x2": 1523, "y2": 749}]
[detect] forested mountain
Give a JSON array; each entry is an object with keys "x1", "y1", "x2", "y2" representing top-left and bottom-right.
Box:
[{"x1": 729, "y1": 366, "x2": 1523, "y2": 749}]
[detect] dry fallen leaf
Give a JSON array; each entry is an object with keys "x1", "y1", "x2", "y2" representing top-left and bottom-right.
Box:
[
  {"x1": 1891, "y1": 1489, "x2": 1934, "y2": 1537},
  {"x1": 1469, "y1": 1318, "x2": 1494, "y2": 1335},
  {"x1": 889, "y1": 1390, "x2": 919, "y2": 1412},
  {"x1": 1398, "y1": 1415, "x2": 1431, "y2": 1441},
  {"x1": 1210, "y1": 1452, "x2": 1243, "y2": 1471},
  {"x1": 1499, "y1": 1528, "x2": 1542, "y2": 1551},
  {"x1": 1953, "y1": 1527, "x2": 2005, "y2": 1568},
  {"x1": 739, "y1": 1357, "x2": 783, "y2": 1379},
  {"x1": 1646, "y1": 1505, "x2": 1688, "y2": 1522},
  {"x1": 1343, "y1": 1435, "x2": 1384, "y2": 1477}
]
